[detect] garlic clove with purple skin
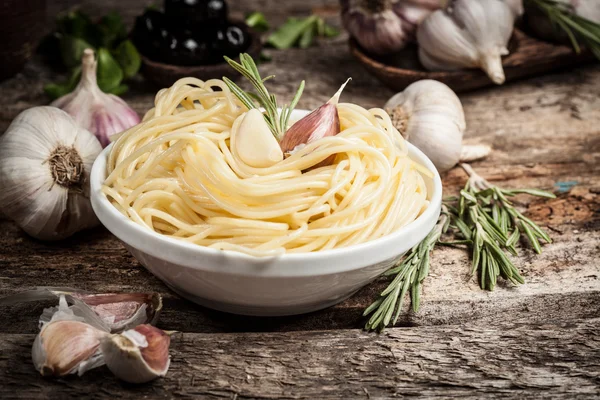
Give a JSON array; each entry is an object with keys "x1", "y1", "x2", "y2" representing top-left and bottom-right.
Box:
[
  {"x1": 51, "y1": 49, "x2": 140, "y2": 147},
  {"x1": 1, "y1": 288, "x2": 163, "y2": 333},
  {"x1": 32, "y1": 319, "x2": 108, "y2": 377},
  {"x1": 101, "y1": 324, "x2": 171, "y2": 384},
  {"x1": 279, "y1": 79, "x2": 351, "y2": 162}
]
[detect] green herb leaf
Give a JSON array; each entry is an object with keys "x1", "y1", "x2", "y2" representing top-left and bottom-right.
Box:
[
  {"x1": 112, "y1": 40, "x2": 141, "y2": 79},
  {"x1": 526, "y1": 0, "x2": 600, "y2": 61},
  {"x1": 268, "y1": 16, "x2": 317, "y2": 49},
  {"x1": 59, "y1": 35, "x2": 93, "y2": 68},
  {"x1": 107, "y1": 83, "x2": 129, "y2": 96},
  {"x1": 98, "y1": 11, "x2": 128, "y2": 48},
  {"x1": 56, "y1": 11, "x2": 93, "y2": 38},
  {"x1": 299, "y1": 23, "x2": 315, "y2": 49},
  {"x1": 224, "y1": 53, "x2": 304, "y2": 139},
  {"x1": 246, "y1": 11, "x2": 270, "y2": 32},
  {"x1": 96, "y1": 48, "x2": 123, "y2": 93},
  {"x1": 44, "y1": 66, "x2": 82, "y2": 99}
]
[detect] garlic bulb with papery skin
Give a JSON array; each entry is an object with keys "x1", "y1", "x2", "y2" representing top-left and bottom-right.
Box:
[
  {"x1": 101, "y1": 324, "x2": 171, "y2": 383},
  {"x1": 417, "y1": 0, "x2": 516, "y2": 84},
  {"x1": 0, "y1": 106, "x2": 101, "y2": 240},
  {"x1": 385, "y1": 80, "x2": 465, "y2": 172},
  {"x1": 51, "y1": 49, "x2": 140, "y2": 147},
  {"x1": 341, "y1": 0, "x2": 441, "y2": 55}
]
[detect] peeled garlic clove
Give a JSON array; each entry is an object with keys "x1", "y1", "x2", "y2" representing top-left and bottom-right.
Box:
[
  {"x1": 385, "y1": 80, "x2": 466, "y2": 172},
  {"x1": 234, "y1": 109, "x2": 284, "y2": 168},
  {"x1": 51, "y1": 49, "x2": 140, "y2": 147},
  {"x1": 101, "y1": 324, "x2": 171, "y2": 383},
  {"x1": 280, "y1": 79, "x2": 350, "y2": 160},
  {"x1": 417, "y1": 0, "x2": 515, "y2": 84},
  {"x1": 32, "y1": 320, "x2": 107, "y2": 377}
]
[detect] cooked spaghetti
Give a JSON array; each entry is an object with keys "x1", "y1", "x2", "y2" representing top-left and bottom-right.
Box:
[{"x1": 103, "y1": 77, "x2": 430, "y2": 256}]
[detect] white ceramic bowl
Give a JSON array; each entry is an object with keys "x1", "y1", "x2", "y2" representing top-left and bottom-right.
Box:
[{"x1": 90, "y1": 110, "x2": 442, "y2": 316}]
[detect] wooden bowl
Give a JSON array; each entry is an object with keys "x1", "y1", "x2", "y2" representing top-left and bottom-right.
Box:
[
  {"x1": 349, "y1": 29, "x2": 594, "y2": 93},
  {"x1": 140, "y1": 28, "x2": 262, "y2": 88}
]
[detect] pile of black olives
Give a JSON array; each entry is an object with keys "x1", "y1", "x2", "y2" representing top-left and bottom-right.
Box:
[{"x1": 132, "y1": 0, "x2": 251, "y2": 66}]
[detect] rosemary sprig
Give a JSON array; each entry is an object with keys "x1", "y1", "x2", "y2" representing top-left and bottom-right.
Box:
[
  {"x1": 364, "y1": 208, "x2": 450, "y2": 332},
  {"x1": 526, "y1": 0, "x2": 600, "y2": 60},
  {"x1": 223, "y1": 53, "x2": 305, "y2": 139},
  {"x1": 364, "y1": 164, "x2": 556, "y2": 331}
]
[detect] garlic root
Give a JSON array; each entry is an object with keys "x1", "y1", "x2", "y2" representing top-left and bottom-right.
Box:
[{"x1": 460, "y1": 144, "x2": 492, "y2": 163}]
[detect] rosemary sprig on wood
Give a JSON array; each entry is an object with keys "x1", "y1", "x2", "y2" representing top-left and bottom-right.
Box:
[
  {"x1": 364, "y1": 164, "x2": 556, "y2": 331},
  {"x1": 526, "y1": 0, "x2": 600, "y2": 59},
  {"x1": 223, "y1": 53, "x2": 305, "y2": 139},
  {"x1": 364, "y1": 208, "x2": 450, "y2": 332}
]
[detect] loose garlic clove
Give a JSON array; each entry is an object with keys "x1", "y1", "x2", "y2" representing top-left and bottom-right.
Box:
[
  {"x1": 101, "y1": 324, "x2": 171, "y2": 384},
  {"x1": 234, "y1": 109, "x2": 283, "y2": 168},
  {"x1": 1, "y1": 289, "x2": 163, "y2": 333},
  {"x1": 416, "y1": 0, "x2": 515, "y2": 85},
  {"x1": 32, "y1": 320, "x2": 108, "y2": 377},
  {"x1": 279, "y1": 79, "x2": 350, "y2": 162}
]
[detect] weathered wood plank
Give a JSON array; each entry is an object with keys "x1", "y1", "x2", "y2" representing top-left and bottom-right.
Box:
[
  {"x1": 1, "y1": 178, "x2": 598, "y2": 334},
  {"x1": 1, "y1": 320, "x2": 599, "y2": 399}
]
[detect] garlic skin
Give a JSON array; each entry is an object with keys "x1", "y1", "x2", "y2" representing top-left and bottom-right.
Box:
[
  {"x1": 32, "y1": 295, "x2": 109, "y2": 377},
  {"x1": 280, "y1": 79, "x2": 350, "y2": 161},
  {"x1": 233, "y1": 109, "x2": 284, "y2": 168},
  {"x1": 0, "y1": 106, "x2": 101, "y2": 240},
  {"x1": 32, "y1": 320, "x2": 107, "y2": 377},
  {"x1": 503, "y1": 0, "x2": 524, "y2": 17},
  {"x1": 101, "y1": 324, "x2": 171, "y2": 383},
  {"x1": 341, "y1": 0, "x2": 440, "y2": 55},
  {"x1": 52, "y1": 49, "x2": 140, "y2": 147},
  {"x1": 385, "y1": 80, "x2": 465, "y2": 172},
  {"x1": 417, "y1": 0, "x2": 516, "y2": 84}
]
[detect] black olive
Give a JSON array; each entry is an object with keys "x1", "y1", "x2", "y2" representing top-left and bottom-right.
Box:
[
  {"x1": 132, "y1": 10, "x2": 170, "y2": 60},
  {"x1": 164, "y1": 0, "x2": 228, "y2": 27},
  {"x1": 160, "y1": 29, "x2": 218, "y2": 66},
  {"x1": 214, "y1": 23, "x2": 251, "y2": 58}
]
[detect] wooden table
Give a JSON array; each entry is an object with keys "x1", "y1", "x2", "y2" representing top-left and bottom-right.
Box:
[{"x1": 1, "y1": 1, "x2": 599, "y2": 398}]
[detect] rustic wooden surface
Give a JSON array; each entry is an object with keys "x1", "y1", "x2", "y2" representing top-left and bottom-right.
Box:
[{"x1": 1, "y1": 0, "x2": 600, "y2": 398}]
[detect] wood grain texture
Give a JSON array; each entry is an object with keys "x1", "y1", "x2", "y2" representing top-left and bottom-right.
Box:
[
  {"x1": 0, "y1": 0, "x2": 599, "y2": 397},
  {"x1": 1, "y1": 320, "x2": 599, "y2": 399}
]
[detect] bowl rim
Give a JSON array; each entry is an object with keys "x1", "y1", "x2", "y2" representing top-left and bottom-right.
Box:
[{"x1": 91, "y1": 109, "x2": 442, "y2": 274}]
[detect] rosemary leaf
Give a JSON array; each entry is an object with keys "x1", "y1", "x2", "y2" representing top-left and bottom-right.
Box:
[{"x1": 224, "y1": 54, "x2": 304, "y2": 139}]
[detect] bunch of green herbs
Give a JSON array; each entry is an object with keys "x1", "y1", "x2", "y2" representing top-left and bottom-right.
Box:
[
  {"x1": 364, "y1": 164, "x2": 556, "y2": 332},
  {"x1": 44, "y1": 10, "x2": 141, "y2": 99}
]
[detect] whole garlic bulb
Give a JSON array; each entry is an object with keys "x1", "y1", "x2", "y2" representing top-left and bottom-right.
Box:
[
  {"x1": 51, "y1": 49, "x2": 140, "y2": 147},
  {"x1": 417, "y1": 0, "x2": 516, "y2": 84},
  {"x1": 341, "y1": 0, "x2": 441, "y2": 55},
  {"x1": 0, "y1": 106, "x2": 101, "y2": 240},
  {"x1": 385, "y1": 80, "x2": 465, "y2": 171}
]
